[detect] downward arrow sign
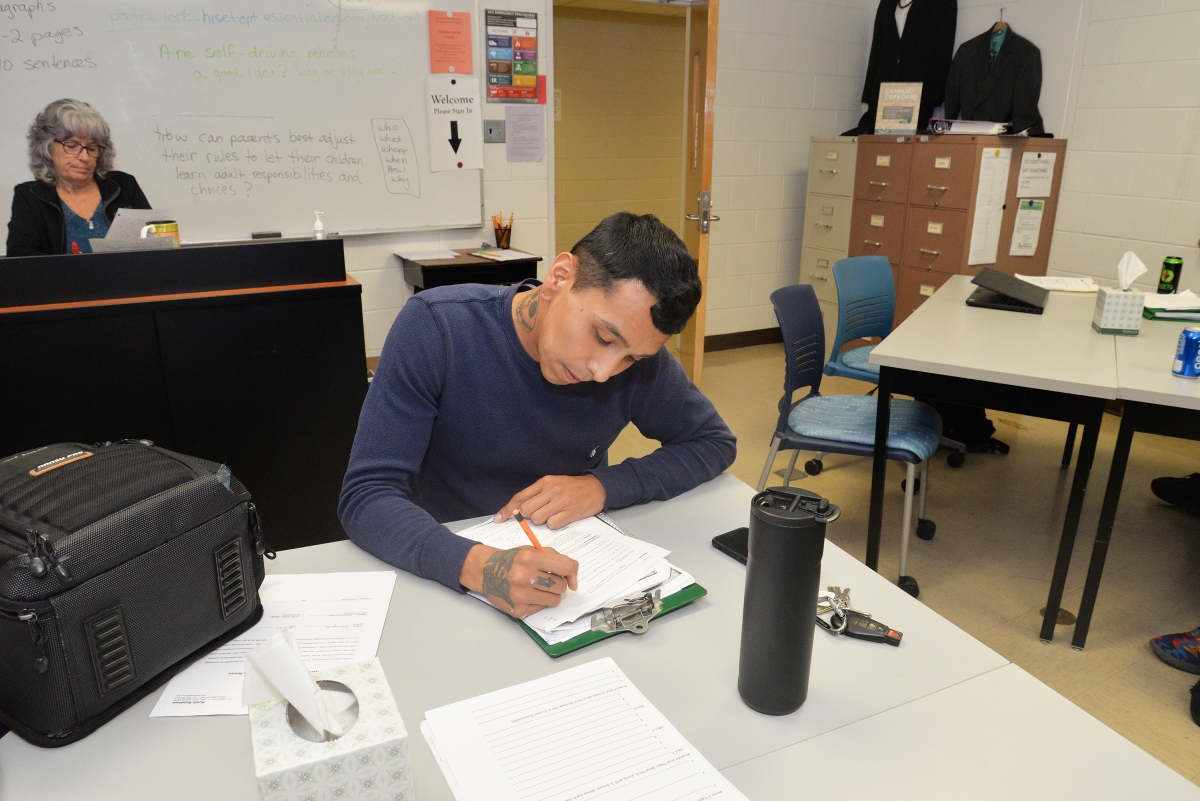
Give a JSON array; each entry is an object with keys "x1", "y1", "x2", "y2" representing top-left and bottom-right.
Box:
[{"x1": 448, "y1": 120, "x2": 462, "y2": 153}]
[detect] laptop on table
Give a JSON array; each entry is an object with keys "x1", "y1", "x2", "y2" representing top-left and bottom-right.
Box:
[{"x1": 966, "y1": 267, "x2": 1050, "y2": 314}]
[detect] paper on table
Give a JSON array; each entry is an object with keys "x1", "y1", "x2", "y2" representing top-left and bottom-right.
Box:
[
  {"x1": 423, "y1": 657, "x2": 748, "y2": 801},
  {"x1": 1143, "y1": 289, "x2": 1200, "y2": 310},
  {"x1": 89, "y1": 237, "x2": 175, "y2": 253},
  {"x1": 968, "y1": 147, "x2": 1011, "y2": 266},
  {"x1": 537, "y1": 565, "x2": 696, "y2": 645},
  {"x1": 106, "y1": 208, "x2": 171, "y2": 240},
  {"x1": 456, "y1": 516, "x2": 669, "y2": 631},
  {"x1": 395, "y1": 246, "x2": 460, "y2": 260},
  {"x1": 472, "y1": 247, "x2": 531, "y2": 261},
  {"x1": 150, "y1": 571, "x2": 397, "y2": 717},
  {"x1": 1015, "y1": 274, "x2": 1098, "y2": 293}
]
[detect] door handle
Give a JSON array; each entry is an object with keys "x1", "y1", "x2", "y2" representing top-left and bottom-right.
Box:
[
  {"x1": 687, "y1": 190, "x2": 719, "y2": 233},
  {"x1": 686, "y1": 214, "x2": 720, "y2": 221},
  {"x1": 926, "y1": 185, "x2": 949, "y2": 192}
]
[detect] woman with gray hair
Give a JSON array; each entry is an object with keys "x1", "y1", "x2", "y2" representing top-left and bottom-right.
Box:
[{"x1": 7, "y1": 98, "x2": 150, "y2": 256}]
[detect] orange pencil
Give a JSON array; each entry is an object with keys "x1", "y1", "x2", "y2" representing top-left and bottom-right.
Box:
[{"x1": 513, "y1": 511, "x2": 543, "y2": 550}]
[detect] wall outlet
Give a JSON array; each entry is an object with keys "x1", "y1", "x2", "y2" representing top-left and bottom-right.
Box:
[{"x1": 484, "y1": 120, "x2": 506, "y2": 143}]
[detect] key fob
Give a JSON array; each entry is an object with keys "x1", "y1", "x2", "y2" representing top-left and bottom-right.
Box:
[{"x1": 842, "y1": 610, "x2": 902, "y2": 646}]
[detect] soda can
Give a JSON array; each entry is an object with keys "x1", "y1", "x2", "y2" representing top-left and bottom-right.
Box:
[
  {"x1": 1159, "y1": 256, "x2": 1183, "y2": 294},
  {"x1": 1172, "y1": 327, "x2": 1200, "y2": 378}
]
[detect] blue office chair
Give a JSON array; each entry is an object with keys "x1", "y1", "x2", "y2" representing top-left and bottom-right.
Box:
[
  {"x1": 823, "y1": 256, "x2": 894, "y2": 383},
  {"x1": 756, "y1": 284, "x2": 940, "y2": 596}
]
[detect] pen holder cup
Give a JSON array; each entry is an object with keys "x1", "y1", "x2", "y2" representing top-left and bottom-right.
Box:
[
  {"x1": 738, "y1": 487, "x2": 836, "y2": 716},
  {"x1": 494, "y1": 221, "x2": 512, "y2": 249}
]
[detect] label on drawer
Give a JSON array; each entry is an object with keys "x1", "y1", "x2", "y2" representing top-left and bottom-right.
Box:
[
  {"x1": 934, "y1": 157, "x2": 951, "y2": 169},
  {"x1": 870, "y1": 215, "x2": 885, "y2": 227},
  {"x1": 826, "y1": 151, "x2": 839, "y2": 160},
  {"x1": 817, "y1": 258, "x2": 830, "y2": 268},
  {"x1": 927, "y1": 221, "x2": 944, "y2": 235},
  {"x1": 919, "y1": 284, "x2": 936, "y2": 297},
  {"x1": 822, "y1": 206, "x2": 834, "y2": 216},
  {"x1": 875, "y1": 154, "x2": 891, "y2": 167}
]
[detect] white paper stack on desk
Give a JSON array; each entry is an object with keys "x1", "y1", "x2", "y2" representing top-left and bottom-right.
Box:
[
  {"x1": 455, "y1": 516, "x2": 694, "y2": 643},
  {"x1": 1143, "y1": 290, "x2": 1200, "y2": 320}
]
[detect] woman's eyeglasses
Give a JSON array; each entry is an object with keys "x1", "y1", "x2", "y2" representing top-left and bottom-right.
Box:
[{"x1": 56, "y1": 140, "x2": 104, "y2": 158}]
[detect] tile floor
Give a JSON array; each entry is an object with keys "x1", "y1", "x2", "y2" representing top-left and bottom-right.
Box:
[{"x1": 611, "y1": 343, "x2": 1200, "y2": 784}]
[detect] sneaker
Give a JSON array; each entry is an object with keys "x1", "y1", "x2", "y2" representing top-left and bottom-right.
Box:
[
  {"x1": 1150, "y1": 474, "x2": 1200, "y2": 515},
  {"x1": 1150, "y1": 627, "x2": 1200, "y2": 675}
]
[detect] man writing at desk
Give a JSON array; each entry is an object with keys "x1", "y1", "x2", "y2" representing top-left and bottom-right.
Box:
[{"x1": 339, "y1": 213, "x2": 736, "y2": 617}]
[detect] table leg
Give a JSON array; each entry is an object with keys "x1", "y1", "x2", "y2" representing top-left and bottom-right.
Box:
[
  {"x1": 1039, "y1": 408, "x2": 1102, "y2": 643},
  {"x1": 1071, "y1": 408, "x2": 1138, "y2": 649},
  {"x1": 866, "y1": 367, "x2": 893, "y2": 572},
  {"x1": 1061, "y1": 422, "x2": 1078, "y2": 469}
]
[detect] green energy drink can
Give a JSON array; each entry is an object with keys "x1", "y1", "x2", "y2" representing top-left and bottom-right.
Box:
[{"x1": 1159, "y1": 256, "x2": 1183, "y2": 294}]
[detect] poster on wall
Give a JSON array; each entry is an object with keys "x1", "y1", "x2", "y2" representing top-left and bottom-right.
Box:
[{"x1": 486, "y1": 9, "x2": 539, "y2": 103}]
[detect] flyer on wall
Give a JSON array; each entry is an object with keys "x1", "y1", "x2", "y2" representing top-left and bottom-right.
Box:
[{"x1": 485, "y1": 9, "x2": 539, "y2": 103}]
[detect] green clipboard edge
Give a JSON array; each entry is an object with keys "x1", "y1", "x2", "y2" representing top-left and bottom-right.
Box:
[{"x1": 517, "y1": 583, "x2": 708, "y2": 658}]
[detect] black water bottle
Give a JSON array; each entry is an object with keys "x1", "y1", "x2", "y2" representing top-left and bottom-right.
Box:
[{"x1": 738, "y1": 486, "x2": 839, "y2": 715}]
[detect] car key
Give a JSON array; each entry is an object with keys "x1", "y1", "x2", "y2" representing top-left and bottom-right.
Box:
[{"x1": 842, "y1": 610, "x2": 902, "y2": 646}]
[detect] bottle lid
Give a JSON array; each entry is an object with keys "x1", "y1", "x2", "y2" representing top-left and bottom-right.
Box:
[{"x1": 750, "y1": 486, "x2": 840, "y2": 527}]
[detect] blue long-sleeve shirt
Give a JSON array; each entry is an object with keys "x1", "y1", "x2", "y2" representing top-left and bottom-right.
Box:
[{"x1": 338, "y1": 281, "x2": 737, "y2": 590}]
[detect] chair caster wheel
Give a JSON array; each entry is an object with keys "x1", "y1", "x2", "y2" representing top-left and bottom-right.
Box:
[
  {"x1": 947, "y1": 451, "x2": 965, "y2": 468},
  {"x1": 900, "y1": 477, "x2": 921, "y2": 493},
  {"x1": 898, "y1": 575, "x2": 920, "y2": 597},
  {"x1": 917, "y1": 519, "x2": 936, "y2": 540},
  {"x1": 804, "y1": 459, "x2": 823, "y2": 476}
]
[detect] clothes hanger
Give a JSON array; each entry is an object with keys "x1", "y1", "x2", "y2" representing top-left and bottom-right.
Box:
[{"x1": 991, "y1": 7, "x2": 1008, "y2": 33}]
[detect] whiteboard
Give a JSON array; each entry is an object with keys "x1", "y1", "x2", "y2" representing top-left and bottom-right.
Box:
[{"x1": 0, "y1": 0, "x2": 482, "y2": 247}]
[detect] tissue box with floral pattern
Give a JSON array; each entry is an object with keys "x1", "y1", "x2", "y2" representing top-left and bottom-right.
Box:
[
  {"x1": 249, "y1": 658, "x2": 414, "y2": 801},
  {"x1": 1092, "y1": 286, "x2": 1144, "y2": 336}
]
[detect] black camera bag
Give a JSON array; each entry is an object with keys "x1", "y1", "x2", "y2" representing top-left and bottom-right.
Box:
[{"x1": 0, "y1": 440, "x2": 270, "y2": 747}]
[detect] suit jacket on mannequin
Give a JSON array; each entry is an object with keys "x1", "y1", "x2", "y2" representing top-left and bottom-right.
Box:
[
  {"x1": 944, "y1": 26, "x2": 1045, "y2": 135},
  {"x1": 849, "y1": 0, "x2": 958, "y2": 134}
]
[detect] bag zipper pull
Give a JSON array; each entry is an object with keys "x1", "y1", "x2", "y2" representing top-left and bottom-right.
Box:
[
  {"x1": 24, "y1": 528, "x2": 47, "y2": 579},
  {"x1": 40, "y1": 534, "x2": 72, "y2": 582},
  {"x1": 249, "y1": 503, "x2": 275, "y2": 560},
  {"x1": 19, "y1": 611, "x2": 49, "y2": 674}
]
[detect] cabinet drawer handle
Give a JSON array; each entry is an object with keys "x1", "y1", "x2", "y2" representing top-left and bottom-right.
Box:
[
  {"x1": 919, "y1": 248, "x2": 940, "y2": 256},
  {"x1": 926, "y1": 184, "x2": 949, "y2": 192},
  {"x1": 819, "y1": 168, "x2": 839, "y2": 175},
  {"x1": 869, "y1": 181, "x2": 889, "y2": 187},
  {"x1": 863, "y1": 240, "x2": 883, "y2": 247},
  {"x1": 815, "y1": 222, "x2": 834, "y2": 229},
  {"x1": 810, "y1": 274, "x2": 828, "y2": 282}
]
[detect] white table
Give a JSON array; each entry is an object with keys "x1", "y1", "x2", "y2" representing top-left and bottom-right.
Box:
[
  {"x1": 1068, "y1": 319, "x2": 1200, "y2": 646},
  {"x1": 868, "y1": 276, "x2": 1120, "y2": 642},
  {"x1": 0, "y1": 474, "x2": 1006, "y2": 800}
]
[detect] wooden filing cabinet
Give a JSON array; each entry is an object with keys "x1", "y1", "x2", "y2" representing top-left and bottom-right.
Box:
[
  {"x1": 801, "y1": 136, "x2": 857, "y2": 352},
  {"x1": 851, "y1": 134, "x2": 1068, "y2": 327}
]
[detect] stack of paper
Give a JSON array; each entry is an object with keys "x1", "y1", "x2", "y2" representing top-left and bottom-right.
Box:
[
  {"x1": 1143, "y1": 290, "x2": 1200, "y2": 320},
  {"x1": 456, "y1": 516, "x2": 691, "y2": 643},
  {"x1": 422, "y1": 657, "x2": 748, "y2": 801},
  {"x1": 1016, "y1": 274, "x2": 1099, "y2": 293}
]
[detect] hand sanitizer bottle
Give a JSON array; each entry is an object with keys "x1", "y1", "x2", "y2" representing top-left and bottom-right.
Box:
[{"x1": 313, "y1": 212, "x2": 326, "y2": 240}]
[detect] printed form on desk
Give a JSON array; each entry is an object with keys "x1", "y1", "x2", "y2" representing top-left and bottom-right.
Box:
[
  {"x1": 422, "y1": 657, "x2": 748, "y2": 801},
  {"x1": 149, "y1": 571, "x2": 397, "y2": 718},
  {"x1": 455, "y1": 516, "x2": 676, "y2": 635}
]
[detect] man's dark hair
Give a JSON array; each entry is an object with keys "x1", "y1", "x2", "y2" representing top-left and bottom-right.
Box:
[{"x1": 571, "y1": 212, "x2": 702, "y2": 336}]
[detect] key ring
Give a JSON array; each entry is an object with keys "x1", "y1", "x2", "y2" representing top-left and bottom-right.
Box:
[{"x1": 816, "y1": 588, "x2": 849, "y2": 635}]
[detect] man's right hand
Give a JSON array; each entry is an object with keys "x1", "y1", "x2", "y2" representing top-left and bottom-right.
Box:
[{"x1": 459, "y1": 543, "x2": 580, "y2": 619}]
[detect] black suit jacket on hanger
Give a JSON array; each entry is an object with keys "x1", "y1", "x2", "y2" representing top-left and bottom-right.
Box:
[
  {"x1": 856, "y1": 0, "x2": 958, "y2": 133},
  {"x1": 944, "y1": 26, "x2": 1045, "y2": 135}
]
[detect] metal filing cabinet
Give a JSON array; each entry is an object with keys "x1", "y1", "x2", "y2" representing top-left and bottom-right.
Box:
[{"x1": 801, "y1": 136, "x2": 857, "y2": 353}]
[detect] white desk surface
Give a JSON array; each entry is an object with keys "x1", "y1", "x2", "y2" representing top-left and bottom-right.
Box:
[
  {"x1": 0, "y1": 474, "x2": 1007, "y2": 801},
  {"x1": 724, "y1": 663, "x2": 1200, "y2": 799},
  {"x1": 870, "y1": 275, "x2": 1119, "y2": 399},
  {"x1": 1116, "y1": 318, "x2": 1200, "y2": 410}
]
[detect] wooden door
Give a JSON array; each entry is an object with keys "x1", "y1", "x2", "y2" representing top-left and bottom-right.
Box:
[{"x1": 678, "y1": 0, "x2": 719, "y2": 387}]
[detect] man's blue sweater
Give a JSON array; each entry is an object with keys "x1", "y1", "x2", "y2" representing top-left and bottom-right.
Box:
[{"x1": 338, "y1": 281, "x2": 737, "y2": 590}]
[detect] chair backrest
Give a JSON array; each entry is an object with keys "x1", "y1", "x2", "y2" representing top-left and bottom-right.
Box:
[
  {"x1": 769, "y1": 283, "x2": 825, "y2": 433},
  {"x1": 828, "y1": 256, "x2": 895, "y2": 356}
]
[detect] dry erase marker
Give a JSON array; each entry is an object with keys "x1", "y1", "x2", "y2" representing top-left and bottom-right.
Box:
[{"x1": 513, "y1": 511, "x2": 543, "y2": 550}]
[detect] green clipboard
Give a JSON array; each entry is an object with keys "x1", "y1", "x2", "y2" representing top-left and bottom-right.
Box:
[{"x1": 517, "y1": 582, "x2": 708, "y2": 658}]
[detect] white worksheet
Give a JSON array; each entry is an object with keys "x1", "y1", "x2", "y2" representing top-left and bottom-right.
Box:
[
  {"x1": 968, "y1": 147, "x2": 1012, "y2": 266},
  {"x1": 1016, "y1": 151, "x2": 1056, "y2": 197},
  {"x1": 149, "y1": 571, "x2": 396, "y2": 718},
  {"x1": 457, "y1": 517, "x2": 669, "y2": 632},
  {"x1": 423, "y1": 657, "x2": 747, "y2": 801}
]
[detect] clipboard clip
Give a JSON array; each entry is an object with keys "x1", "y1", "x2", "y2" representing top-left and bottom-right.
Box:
[{"x1": 589, "y1": 590, "x2": 662, "y2": 635}]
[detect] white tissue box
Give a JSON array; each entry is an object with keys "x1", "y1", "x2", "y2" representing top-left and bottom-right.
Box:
[
  {"x1": 1091, "y1": 286, "x2": 1144, "y2": 335},
  {"x1": 249, "y1": 658, "x2": 415, "y2": 801}
]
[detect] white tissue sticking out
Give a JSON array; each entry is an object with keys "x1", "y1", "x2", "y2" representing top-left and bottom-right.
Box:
[
  {"x1": 242, "y1": 629, "x2": 357, "y2": 739},
  {"x1": 1116, "y1": 251, "x2": 1148, "y2": 290}
]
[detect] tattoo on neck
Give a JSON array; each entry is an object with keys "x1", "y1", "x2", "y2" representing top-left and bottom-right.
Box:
[
  {"x1": 515, "y1": 291, "x2": 538, "y2": 333},
  {"x1": 481, "y1": 548, "x2": 519, "y2": 611}
]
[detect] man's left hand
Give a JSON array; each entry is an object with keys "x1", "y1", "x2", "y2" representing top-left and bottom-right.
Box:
[{"x1": 494, "y1": 474, "x2": 606, "y2": 529}]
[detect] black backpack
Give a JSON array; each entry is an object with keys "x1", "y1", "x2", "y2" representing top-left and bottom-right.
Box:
[{"x1": 0, "y1": 441, "x2": 271, "y2": 746}]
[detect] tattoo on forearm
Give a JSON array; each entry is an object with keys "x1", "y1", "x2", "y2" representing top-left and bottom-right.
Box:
[
  {"x1": 515, "y1": 291, "x2": 538, "y2": 333},
  {"x1": 533, "y1": 575, "x2": 555, "y2": 589},
  {"x1": 482, "y1": 548, "x2": 520, "y2": 610}
]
